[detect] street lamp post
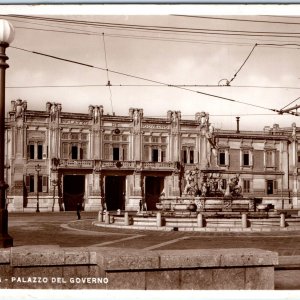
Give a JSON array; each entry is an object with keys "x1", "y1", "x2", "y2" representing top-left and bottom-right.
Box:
[
  {"x1": 0, "y1": 20, "x2": 14, "y2": 248},
  {"x1": 35, "y1": 164, "x2": 41, "y2": 213},
  {"x1": 52, "y1": 179, "x2": 57, "y2": 212}
]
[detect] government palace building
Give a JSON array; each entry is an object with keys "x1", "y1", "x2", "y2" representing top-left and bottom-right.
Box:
[{"x1": 5, "y1": 99, "x2": 300, "y2": 212}]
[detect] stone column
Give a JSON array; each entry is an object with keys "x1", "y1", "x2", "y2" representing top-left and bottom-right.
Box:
[
  {"x1": 156, "y1": 212, "x2": 162, "y2": 227},
  {"x1": 85, "y1": 169, "x2": 103, "y2": 211},
  {"x1": 124, "y1": 212, "x2": 129, "y2": 226},
  {"x1": 197, "y1": 213, "x2": 204, "y2": 228},
  {"x1": 98, "y1": 207, "x2": 103, "y2": 222},
  {"x1": 105, "y1": 211, "x2": 110, "y2": 224},
  {"x1": 50, "y1": 171, "x2": 60, "y2": 212},
  {"x1": 291, "y1": 123, "x2": 299, "y2": 208},
  {"x1": 242, "y1": 213, "x2": 248, "y2": 228},
  {"x1": 280, "y1": 213, "x2": 286, "y2": 228}
]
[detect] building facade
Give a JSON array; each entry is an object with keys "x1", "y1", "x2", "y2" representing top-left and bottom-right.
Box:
[{"x1": 4, "y1": 99, "x2": 300, "y2": 212}]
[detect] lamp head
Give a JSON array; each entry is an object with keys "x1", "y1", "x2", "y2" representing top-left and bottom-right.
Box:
[{"x1": 0, "y1": 19, "x2": 15, "y2": 45}]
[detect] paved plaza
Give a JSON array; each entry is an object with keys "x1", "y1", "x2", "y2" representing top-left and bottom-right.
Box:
[{"x1": 7, "y1": 211, "x2": 300, "y2": 289}]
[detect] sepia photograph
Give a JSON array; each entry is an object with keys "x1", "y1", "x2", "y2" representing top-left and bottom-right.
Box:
[{"x1": 1, "y1": 3, "x2": 300, "y2": 299}]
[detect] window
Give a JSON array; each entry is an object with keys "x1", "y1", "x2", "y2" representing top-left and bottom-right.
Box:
[
  {"x1": 243, "y1": 179, "x2": 250, "y2": 193},
  {"x1": 28, "y1": 144, "x2": 34, "y2": 160},
  {"x1": 161, "y1": 149, "x2": 166, "y2": 162},
  {"x1": 161, "y1": 137, "x2": 167, "y2": 143},
  {"x1": 104, "y1": 135, "x2": 110, "y2": 141},
  {"x1": 144, "y1": 136, "x2": 150, "y2": 142},
  {"x1": 122, "y1": 135, "x2": 128, "y2": 142},
  {"x1": 190, "y1": 150, "x2": 194, "y2": 164},
  {"x1": 152, "y1": 137, "x2": 159, "y2": 143},
  {"x1": 30, "y1": 175, "x2": 34, "y2": 192},
  {"x1": 243, "y1": 150, "x2": 250, "y2": 166},
  {"x1": 62, "y1": 143, "x2": 69, "y2": 159},
  {"x1": 218, "y1": 150, "x2": 226, "y2": 166},
  {"x1": 182, "y1": 149, "x2": 187, "y2": 164},
  {"x1": 113, "y1": 147, "x2": 120, "y2": 161},
  {"x1": 266, "y1": 150, "x2": 273, "y2": 167},
  {"x1": 38, "y1": 175, "x2": 43, "y2": 193},
  {"x1": 144, "y1": 146, "x2": 150, "y2": 161},
  {"x1": 123, "y1": 145, "x2": 128, "y2": 161},
  {"x1": 152, "y1": 149, "x2": 159, "y2": 162},
  {"x1": 42, "y1": 176, "x2": 48, "y2": 193},
  {"x1": 81, "y1": 143, "x2": 87, "y2": 159},
  {"x1": 267, "y1": 180, "x2": 277, "y2": 195},
  {"x1": 25, "y1": 175, "x2": 35, "y2": 193},
  {"x1": 104, "y1": 144, "x2": 110, "y2": 160},
  {"x1": 37, "y1": 144, "x2": 43, "y2": 160},
  {"x1": 71, "y1": 145, "x2": 78, "y2": 159},
  {"x1": 112, "y1": 135, "x2": 120, "y2": 141},
  {"x1": 221, "y1": 179, "x2": 227, "y2": 190}
]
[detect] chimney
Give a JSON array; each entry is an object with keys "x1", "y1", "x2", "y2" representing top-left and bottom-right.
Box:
[{"x1": 236, "y1": 117, "x2": 240, "y2": 133}]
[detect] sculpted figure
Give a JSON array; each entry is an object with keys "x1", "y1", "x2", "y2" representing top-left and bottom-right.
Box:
[
  {"x1": 228, "y1": 174, "x2": 242, "y2": 197},
  {"x1": 133, "y1": 110, "x2": 139, "y2": 126},
  {"x1": 183, "y1": 170, "x2": 199, "y2": 196},
  {"x1": 94, "y1": 106, "x2": 100, "y2": 123},
  {"x1": 15, "y1": 99, "x2": 24, "y2": 118},
  {"x1": 50, "y1": 103, "x2": 57, "y2": 121}
]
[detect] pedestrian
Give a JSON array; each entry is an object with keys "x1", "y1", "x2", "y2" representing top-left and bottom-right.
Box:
[{"x1": 76, "y1": 202, "x2": 81, "y2": 220}]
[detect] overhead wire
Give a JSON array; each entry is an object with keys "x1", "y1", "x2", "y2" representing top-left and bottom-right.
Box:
[
  {"x1": 10, "y1": 45, "x2": 286, "y2": 116},
  {"x1": 14, "y1": 25, "x2": 300, "y2": 49},
  {"x1": 6, "y1": 14, "x2": 300, "y2": 39},
  {"x1": 6, "y1": 15, "x2": 300, "y2": 116},
  {"x1": 172, "y1": 15, "x2": 300, "y2": 26},
  {"x1": 102, "y1": 33, "x2": 114, "y2": 114},
  {"x1": 280, "y1": 96, "x2": 300, "y2": 111},
  {"x1": 227, "y1": 43, "x2": 257, "y2": 85},
  {"x1": 6, "y1": 84, "x2": 300, "y2": 90},
  {"x1": 7, "y1": 15, "x2": 300, "y2": 49}
]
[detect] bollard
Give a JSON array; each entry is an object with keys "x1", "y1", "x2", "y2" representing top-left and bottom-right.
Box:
[
  {"x1": 105, "y1": 211, "x2": 110, "y2": 224},
  {"x1": 280, "y1": 213, "x2": 286, "y2": 228},
  {"x1": 124, "y1": 212, "x2": 129, "y2": 226},
  {"x1": 197, "y1": 213, "x2": 204, "y2": 228},
  {"x1": 156, "y1": 212, "x2": 162, "y2": 227},
  {"x1": 242, "y1": 213, "x2": 248, "y2": 228},
  {"x1": 98, "y1": 210, "x2": 103, "y2": 222}
]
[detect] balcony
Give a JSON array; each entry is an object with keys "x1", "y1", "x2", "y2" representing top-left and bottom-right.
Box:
[
  {"x1": 141, "y1": 162, "x2": 175, "y2": 171},
  {"x1": 58, "y1": 159, "x2": 178, "y2": 172},
  {"x1": 59, "y1": 159, "x2": 94, "y2": 169}
]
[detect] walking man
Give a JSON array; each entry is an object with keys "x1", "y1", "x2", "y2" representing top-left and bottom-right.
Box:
[{"x1": 76, "y1": 202, "x2": 81, "y2": 220}]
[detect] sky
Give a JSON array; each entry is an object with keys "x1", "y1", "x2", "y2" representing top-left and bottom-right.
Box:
[{"x1": 2, "y1": 5, "x2": 300, "y2": 130}]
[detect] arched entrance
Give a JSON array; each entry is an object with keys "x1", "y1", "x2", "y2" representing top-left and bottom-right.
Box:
[
  {"x1": 63, "y1": 175, "x2": 85, "y2": 211},
  {"x1": 145, "y1": 176, "x2": 164, "y2": 210},
  {"x1": 105, "y1": 176, "x2": 126, "y2": 211}
]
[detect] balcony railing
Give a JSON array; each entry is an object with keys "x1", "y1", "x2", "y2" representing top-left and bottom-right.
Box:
[
  {"x1": 58, "y1": 159, "x2": 177, "y2": 171},
  {"x1": 59, "y1": 159, "x2": 94, "y2": 168}
]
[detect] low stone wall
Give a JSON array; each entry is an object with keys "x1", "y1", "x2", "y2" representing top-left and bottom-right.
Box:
[{"x1": 0, "y1": 246, "x2": 277, "y2": 290}]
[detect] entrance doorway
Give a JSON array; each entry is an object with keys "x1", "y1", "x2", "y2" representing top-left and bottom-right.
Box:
[
  {"x1": 145, "y1": 176, "x2": 164, "y2": 210},
  {"x1": 105, "y1": 176, "x2": 125, "y2": 210},
  {"x1": 63, "y1": 175, "x2": 85, "y2": 211}
]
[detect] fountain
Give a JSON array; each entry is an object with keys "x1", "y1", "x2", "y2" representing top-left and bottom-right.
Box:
[{"x1": 156, "y1": 169, "x2": 257, "y2": 214}]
